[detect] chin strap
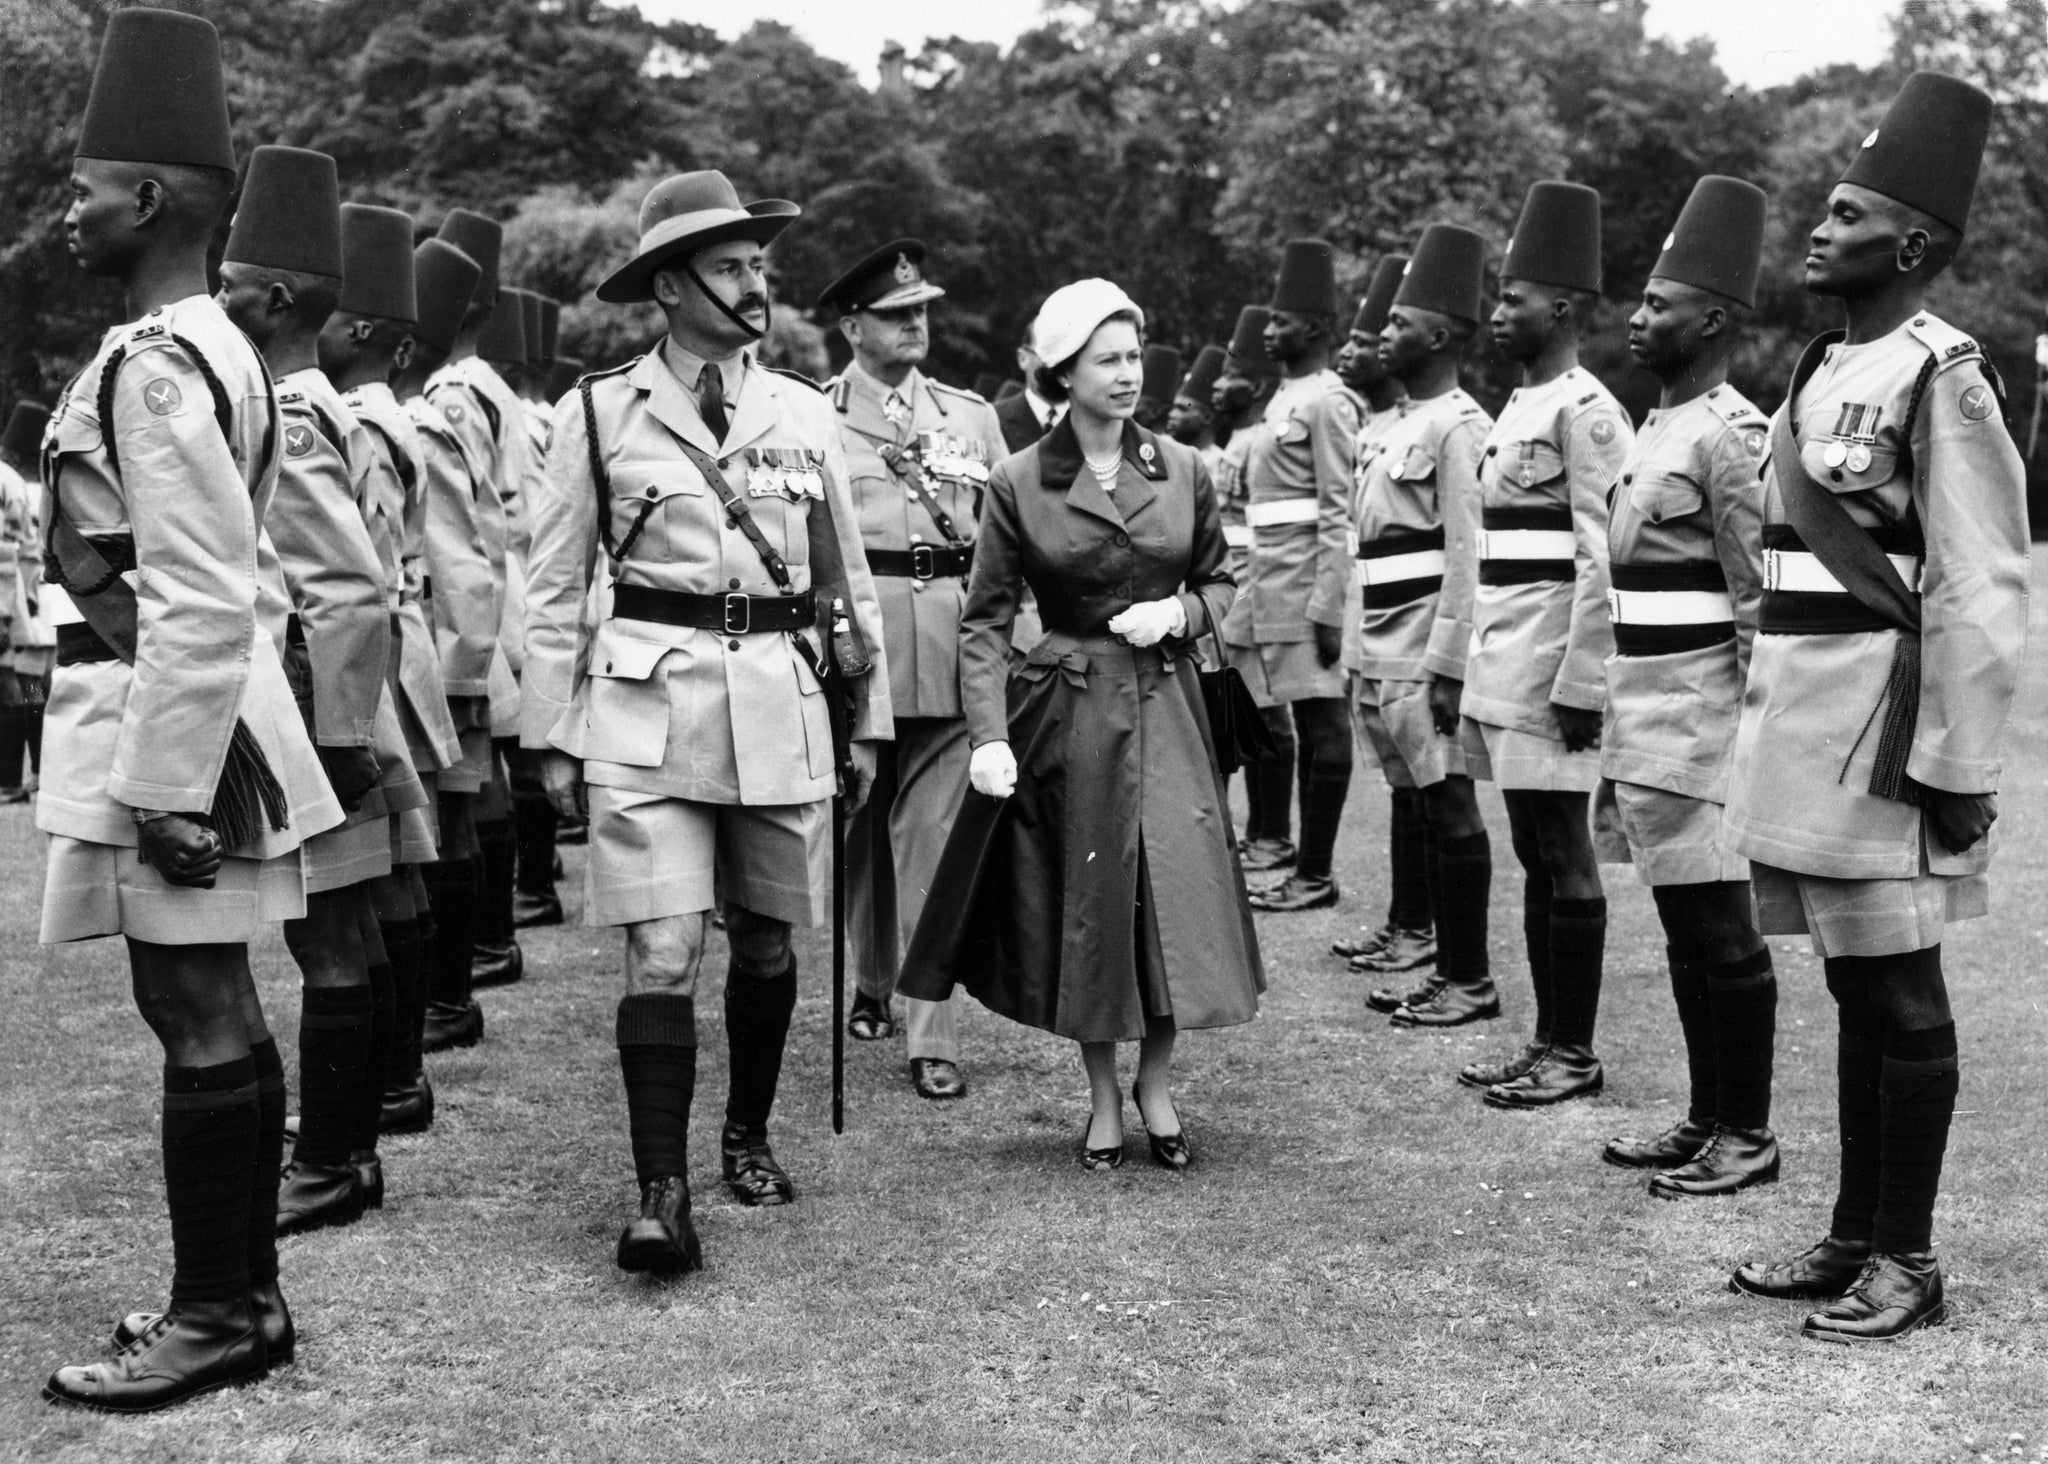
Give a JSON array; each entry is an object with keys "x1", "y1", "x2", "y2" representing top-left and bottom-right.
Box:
[{"x1": 684, "y1": 263, "x2": 770, "y2": 341}]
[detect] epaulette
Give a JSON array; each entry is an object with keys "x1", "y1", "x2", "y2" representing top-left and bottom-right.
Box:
[
  {"x1": 1904, "y1": 313, "x2": 1980, "y2": 369},
  {"x1": 929, "y1": 378, "x2": 986, "y2": 406},
  {"x1": 767, "y1": 365, "x2": 823, "y2": 394},
  {"x1": 581, "y1": 356, "x2": 639, "y2": 389},
  {"x1": 125, "y1": 318, "x2": 172, "y2": 349},
  {"x1": 1701, "y1": 386, "x2": 1764, "y2": 430},
  {"x1": 277, "y1": 385, "x2": 307, "y2": 407},
  {"x1": 827, "y1": 377, "x2": 852, "y2": 413}
]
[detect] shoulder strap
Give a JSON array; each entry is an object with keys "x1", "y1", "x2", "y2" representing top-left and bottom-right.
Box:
[
  {"x1": 868, "y1": 439, "x2": 969, "y2": 547},
  {"x1": 578, "y1": 377, "x2": 655, "y2": 568},
  {"x1": 669, "y1": 435, "x2": 794, "y2": 591}
]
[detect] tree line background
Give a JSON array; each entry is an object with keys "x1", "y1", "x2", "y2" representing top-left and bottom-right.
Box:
[{"x1": 5, "y1": 0, "x2": 2047, "y2": 476}]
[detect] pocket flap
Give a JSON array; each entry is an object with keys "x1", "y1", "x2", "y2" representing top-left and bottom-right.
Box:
[
  {"x1": 589, "y1": 626, "x2": 672, "y2": 680},
  {"x1": 47, "y1": 408, "x2": 101, "y2": 458},
  {"x1": 1388, "y1": 444, "x2": 1437, "y2": 482},
  {"x1": 1515, "y1": 441, "x2": 1566, "y2": 486},
  {"x1": 1633, "y1": 470, "x2": 1703, "y2": 524},
  {"x1": 609, "y1": 459, "x2": 705, "y2": 503}
]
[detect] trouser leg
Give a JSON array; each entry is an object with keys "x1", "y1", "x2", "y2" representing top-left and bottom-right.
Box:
[{"x1": 892, "y1": 719, "x2": 969, "y2": 1064}]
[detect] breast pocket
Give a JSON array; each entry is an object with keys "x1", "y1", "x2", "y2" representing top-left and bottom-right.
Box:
[
  {"x1": 1798, "y1": 440, "x2": 1899, "y2": 496},
  {"x1": 579, "y1": 625, "x2": 671, "y2": 767},
  {"x1": 1512, "y1": 441, "x2": 1567, "y2": 491},
  {"x1": 1629, "y1": 469, "x2": 1703, "y2": 525},
  {"x1": 609, "y1": 459, "x2": 707, "y2": 561}
]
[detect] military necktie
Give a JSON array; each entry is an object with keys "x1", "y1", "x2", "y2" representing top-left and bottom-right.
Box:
[{"x1": 699, "y1": 362, "x2": 730, "y2": 443}]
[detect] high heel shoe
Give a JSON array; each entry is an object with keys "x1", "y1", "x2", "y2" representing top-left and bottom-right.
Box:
[
  {"x1": 1131, "y1": 1081, "x2": 1191, "y2": 1171},
  {"x1": 1079, "y1": 1117, "x2": 1123, "y2": 1171}
]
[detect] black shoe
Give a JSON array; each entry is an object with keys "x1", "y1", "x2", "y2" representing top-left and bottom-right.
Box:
[
  {"x1": 616, "y1": 1175, "x2": 703, "y2": 1275},
  {"x1": 350, "y1": 1149, "x2": 385, "y2": 1210},
  {"x1": 1483, "y1": 1044, "x2": 1603, "y2": 1109},
  {"x1": 513, "y1": 890, "x2": 563, "y2": 929},
  {"x1": 471, "y1": 939, "x2": 523, "y2": 989},
  {"x1": 1458, "y1": 1042, "x2": 1547, "y2": 1091},
  {"x1": 1248, "y1": 874, "x2": 1338, "y2": 912},
  {"x1": 276, "y1": 1160, "x2": 367, "y2": 1236},
  {"x1": 114, "y1": 1283, "x2": 294, "y2": 1368},
  {"x1": 1601, "y1": 1116, "x2": 1713, "y2": 1171},
  {"x1": 1130, "y1": 1081, "x2": 1190, "y2": 1171},
  {"x1": 1238, "y1": 837, "x2": 1296, "y2": 873},
  {"x1": 1390, "y1": 979, "x2": 1499, "y2": 1028},
  {"x1": 1365, "y1": 971, "x2": 1440, "y2": 1015},
  {"x1": 1332, "y1": 921, "x2": 1395, "y2": 961},
  {"x1": 379, "y1": 1072, "x2": 434, "y2": 1133},
  {"x1": 721, "y1": 1123, "x2": 795, "y2": 1206},
  {"x1": 1801, "y1": 1253, "x2": 1945, "y2": 1343},
  {"x1": 1648, "y1": 1125, "x2": 1780, "y2": 1199},
  {"x1": 910, "y1": 1058, "x2": 967, "y2": 1100},
  {"x1": 422, "y1": 1000, "x2": 483, "y2": 1053},
  {"x1": 1351, "y1": 927, "x2": 1436, "y2": 973},
  {"x1": 1080, "y1": 1119, "x2": 1124, "y2": 1172},
  {"x1": 847, "y1": 992, "x2": 895, "y2": 1042},
  {"x1": 47, "y1": 1300, "x2": 266, "y2": 1413},
  {"x1": 1729, "y1": 1235, "x2": 1872, "y2": 1300}
]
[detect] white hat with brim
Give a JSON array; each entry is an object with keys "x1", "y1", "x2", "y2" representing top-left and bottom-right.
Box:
[
  {"x1": 1031, "y1": 279, "x2": 1144, "y2": 369},
  {"x1": 596, "y1": 171, "x2": 800, "y2": 305}
]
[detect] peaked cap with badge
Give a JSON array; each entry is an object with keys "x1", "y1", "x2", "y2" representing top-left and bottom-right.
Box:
[
  {"x1": 1353, "y1": 255, "x2": 1410, "y2": 337},
  {"x1": 337, "y1": 203, "x2": 417, "y2": 324},
  {"x1": 1269, "y1": 239, "x2": 1340, "y2": 317},
  {"x1": 1651, "y1": 176, "x2": 1767, "y2": 309},
  {"x1": 1502, "y1": 181, "x2": 1603, "y2": 294},
  {"x1": 436, "y1": 209, "x2": 502, "y2": 308},
  {"x1": 818, "y1": 239, "x2": 947, "y2": 315},
  {"x1": 1841, "y1": 70, "x2": 1993, "y2": 233},
  {"x1": 224, "y1": 146, "x2": 343, "y2": 280},
  {"x1": 595, "y1": 170, "x2": 799, "y2": 305},
  {"x1": 411, "y1": 240, "x2": 482, "y2": 356},
  {"x1": 76, "y1": 7, "x2": 234, "y2": 171},
  {"x1": 1396, "y1": 224, "x2": 1488, "y2": 326}
]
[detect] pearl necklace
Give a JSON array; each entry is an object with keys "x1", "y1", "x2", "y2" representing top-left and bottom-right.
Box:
[{"x1": 1083, "y1": 448, "x2": 1122, "y2": 486}]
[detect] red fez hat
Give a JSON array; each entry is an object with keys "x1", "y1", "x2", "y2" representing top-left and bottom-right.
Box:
[
  {"x1": 411, "y1": 240, "x2": 482, "y2": 355},
  {"x1": 1841, "y1": 71, "x2": 1993, "y2": 233},
  {"x1": 338, "y1": 204, "x2": 417, "y2": 324},
  {"x1": 77, "y1": 9, "x2": 234, "y2": 172},
  {"x1": 1, "y1": 402, "x2": 51, "y2": 465},
  {"x1": 817, "y1": 239, "x2": 946, "y2": 314},
  {"x1": 1352, "y1": 255, "x2": 1410, "y2": 337},
  {"x1": 1269, "y1": 239, "x2": 1340, "y2": 317},
  {"x1": 1502, "y1": 181, "x2": 1603, "y2": 294},
  {"x1": 598, "y1": 172, "x2": 799, "y2": 305},
  {"x1": 1395, "y1": 224, "x2": 1489, "y2": 326},
  {"x1": 1651, "y1": 176, "x2": 1767, "y2": 309},
  {"x1": 1225, "y1": 306, "x2": 1279, "y2": 379},
  {"x1": 436, "y1": 209, "x2": 502, "y2": 308},
  {"x1": 478, "y1": 286, "x2": 529, "y2": 365},
  {"x1": 224, "y1": 147, "x2": 343, "y2": 279},
  {"x1": 1140, "y1": 345, "x2": 1184, "y2": 407},
  {"x1": 537, "y1": 297, "x2": 560, "y2": 365},
  {"x1": 1179, "y1": 345, "x2": 1227, "y2": 404}
]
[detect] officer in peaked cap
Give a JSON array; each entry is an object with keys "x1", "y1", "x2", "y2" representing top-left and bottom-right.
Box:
[
  {"x1": 1456, "y1": 181, "x2": 1633, "y2": 1110},
  {"x1": 1724, "y1": 74, "x2": 2025, "y2": 1344},
  {"x1": 524, "y1": 171, "x2": 890, "y2": 1275},
  {"x1": 1594, "y1": 177, "x2": 1781, "y2": 1201},
  {"x1": 817, "y1": 238, "x2": 1005, "y2": 1100},
  {"x1": 40, "y1": 9, "x2": 346, "y2": 1411},
  {"x1": 1136, "y1": 344, "x2": 1183, "y2": 432}
]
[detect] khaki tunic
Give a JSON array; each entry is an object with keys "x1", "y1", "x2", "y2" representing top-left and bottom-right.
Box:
[
  {"x1": 1726, "y1": 314, "x2": 2029, "y2": 888},
  {"x1": 521, "y1": 344, "x2": 891, "y2": 808},
  {"x1": 427, "y1": 356, "x2": 522, "y2": 733},
  {"x1": 1340, "y1": 399, "x2": 1407, "y2": 676}
]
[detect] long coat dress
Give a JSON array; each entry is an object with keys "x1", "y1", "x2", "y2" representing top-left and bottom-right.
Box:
[{"x1": 898, "y1": 416, "x2": 1265, "y2": 1043}]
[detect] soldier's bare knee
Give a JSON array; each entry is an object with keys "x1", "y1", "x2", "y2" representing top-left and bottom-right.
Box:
[
  {"x1": 724, "y1": 904, "x2": 793, "y2": 975},
  {"x1": 625, "y1": 914, "x2": 704, "y2": 994}
]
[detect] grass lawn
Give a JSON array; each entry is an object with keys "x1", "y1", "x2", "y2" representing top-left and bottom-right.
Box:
[{"x1": 5, "y1": 585, "x2": 2048, "y2": 1464}]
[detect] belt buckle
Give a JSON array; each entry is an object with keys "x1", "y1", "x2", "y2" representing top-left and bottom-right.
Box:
[
  {"x1": 723, "y1": 593, "x2": 751, "y2": 634},
  {"x1": 1763, "y1": 550, "x2": 1781, "y2": 593},
  {"x1": 911, "y1": 543, "x2": 936, "y2": 580}
]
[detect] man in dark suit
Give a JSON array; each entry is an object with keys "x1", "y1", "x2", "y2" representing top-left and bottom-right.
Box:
[{"x1": 996, "y1": 317, "x2": 1063, "y2": 452}]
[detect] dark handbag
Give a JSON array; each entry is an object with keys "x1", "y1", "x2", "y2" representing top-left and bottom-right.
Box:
[{"x1": 1198, "y1": 638, "x2": 1281, "y2": 775}]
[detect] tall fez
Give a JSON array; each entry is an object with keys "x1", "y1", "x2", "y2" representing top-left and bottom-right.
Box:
[
  {"x1": 1502, "y1": 181, "x2": 1603, "y2": 294},
  {"x1": 1226, "y1": 306, "x2": 1280, "y2": 378},
  {"x1": 1651, "y1": 177, "x2": 1767, "y2": 309},
  {"x1": 519, "y1": 289, "x2": 544, "y2": 367},
  {"x1": 437, "y1": 209, "x2": 503, "y2": 308},
  {"x1": 537, "y1": 296, "x2": 561, "y2": 365},
  {"x1": 1270, "y1": 238, "x2": 1339, "y2": 316},
  {"x1": 1179, "y1": 345, "x2": 1227, "y2": 404},
  {"x1": 224, "y1": 146, "x2": 344, "y2": 279},
  {"x1": 1352, "y1": 254, "x2": 1410, "y2": 337},
  {"x1": 817, "y1": 239, "x2": 947, "y2": 314},
  {"x1": 77, "y1": 9, "x2": 233, "y2": 171},
  {"x1": 478, "y1": 285, "x2": 529, "y2": 365},
  {"x1": 411, "y1": 240, "x2": 482, "y2": 356},
  {"x1": 1395, "y1": 224, "x2": 1489, "y2": 326},
  {"x1": 1841, "y1": 71, "x2": 1994, "y2": 233},
  {"x1": 1141, "y1": 345, "x2": 1184, "y2": 407},
  {"x1": 1, "y1": 402, "x2": 51, "y2": 465},
  {"x1": 338, "y1": 204, "x2": 417, "y2": 324}
]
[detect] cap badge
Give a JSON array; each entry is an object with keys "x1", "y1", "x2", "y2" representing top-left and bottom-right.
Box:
[
  {"x1": 893, "y1": 253, "x2": 917, "y2": 285},
  {"x1": 1862, "y1": 128, "x2": 1880, "y2": 149}
]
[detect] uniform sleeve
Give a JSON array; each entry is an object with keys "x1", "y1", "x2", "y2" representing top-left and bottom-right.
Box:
[
  {"x1": 1174, "y1": 453, "x2": 1234, "y2": 644},
  {"x1": 1707, "y1": 424, "x2": 1768, "y2": 681},
  {"x1": 959, "y1": 459, "x2": 1026, "y2": 748},
  {"x1": 1425, "y1": 417, "x2": 1486, "y2": 681},
  {"x1": 805, "y1": 418, "x2": 894, "y2": 743},
  {"x1": 1910, "y1": 362, "x2": 2030, "y2": 794},
  {"x1": 104, "y1": 345, "x2": 257, "y2": 812},
  {"x1": 420, "y1": 421, "x2": 500, "y2": 699},
  {"x1": 267, "y1": 416, "x2": 390, "y2": 746},
  {"x1": 1306, "y1": 390, "x2": 1363, "y2": 629},
  {"x1": 519, "y1": 393, "x2": 600, "y2": 749},
  {"x1": 1553, "y1": 407, "x2": 1627, "y2": 711}
]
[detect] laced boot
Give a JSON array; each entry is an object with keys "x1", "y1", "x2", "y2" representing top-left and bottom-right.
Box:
[
  {"x1": 1483, "y1": 1043, "x2": 1603, "y2": 1109},
  {"x1": 1332, "y1": 921, "x2": 1395, "y2": 962},
  {"x1": 1352, "y1": 926, "x2": 1436, "y2": 974},
  {"x1": 1391, "y1": 976, "x2": 1498, "y2": 1028},
  {"x1": 1366, "y1": 970, "x2": 1441, "y2": 1015},
  {"x1": 1459, "y1": 1041, "x2": 1547, "y2": 1091},
  {"x1": 1601, "y1": 1116, "x2": 1713, "y2": 1171},
  {"x1": 275, "y1": 1160, "x2": 366, "y2": 1236},
  {"x1": 47, "y1": 1298, "x2": 265, "y2": 1412},
  {"x1": 616, "y1": 1175, "x2": 702, "y2": 1274},
  {"x1": 721, "y1": 1122, "x2": 795, "y2": 1206},
  {"x1": 114, "y1": 1282, "x2": 294, "y2": 1368},
  {"x1": 1649, "y1": 1125, "x2": 1779, "y2": 1199},
  {"x1": 1728, "y1": 1235, "x2": 1871, "y2": 1300},
  {"x1": 1801, "y1": 1252, "x2": 1945, "y2": 1343}
]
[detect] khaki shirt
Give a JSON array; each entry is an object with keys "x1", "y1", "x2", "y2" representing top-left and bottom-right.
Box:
[
  {"x1": 1600, "y1": 386, "x2": 1767, "y2": 802},
  {"x1": 427, "y1": 356, "x2": 521, "y2": 682},
  {"x1": 1727, "y1": 314, "x2": 2030, "y2": 879},
  {"x1": 407, "y1": 393, "x2": 500, "y2": 702},
  {"x1": 1227, "y1": 369, "x2": 1361, "y2": 644},
  {"x1": 1463, "y1": 366, "x2": 1631, "y2": 734},
  {"x1": 826, "y1": 365, "x2": 1003, "y2": 719},
  {"x1": 522, "y1": 343, "x2": 892, "y2": 806}
]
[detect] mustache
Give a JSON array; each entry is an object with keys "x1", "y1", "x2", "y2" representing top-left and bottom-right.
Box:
[{"x1": 734, "y1": 293, "x2": 768, "y2": 314}]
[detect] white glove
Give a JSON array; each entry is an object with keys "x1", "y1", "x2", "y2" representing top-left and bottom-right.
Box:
[
  {"x1": 1107, "y1": 597, "x2": 1188, "y2": 648},
  {"x1": 970, "y1": 740, "x2": 1018, "y2": 799}
]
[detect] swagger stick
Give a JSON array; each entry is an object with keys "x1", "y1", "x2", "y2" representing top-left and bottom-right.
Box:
[{"x1": 826, "y1": 597, "x2": 855, "y2": 1135}]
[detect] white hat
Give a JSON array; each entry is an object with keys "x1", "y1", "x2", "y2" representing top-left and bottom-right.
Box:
[{"x1": 1031, "y1": 279, "x2": 1144, "y2": 369}]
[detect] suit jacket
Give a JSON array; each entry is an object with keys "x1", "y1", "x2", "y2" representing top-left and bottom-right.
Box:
[{"x1": 995, "y1": 389, "x2": 1050, "y2": 455}]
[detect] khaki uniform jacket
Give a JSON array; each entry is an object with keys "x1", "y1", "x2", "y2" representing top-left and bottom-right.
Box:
[
  {"x1": 407, "y1": 393, "x2": 500, "y2": 702},
  {"x1": 2, "y1": 458, "x2": 59, "y2": 665},
  {"x1": 347, "y1": 382, "x2": 463, "y2": 772},
  {"x1": 1727, "y1": 314, "x2": 2029, "y2": 879},
  {"x1": 1351, "y1": 390, "x2": 1490, "y2": 684},
  {"x1": 36, "y1": 296, "x2": 340, "y2": 854},
  {"x1": 1463, "y1": 366, "x2": 1631, "y2": 734},
  {"x1": 1601, "y1": 387, "x2": 1767, "y2": 803},
  {"x1": 0, "y1": 459, "x2": 29, "y2": 660},
  {"x1": 522, "y1": 344, "x2": 892, "y2": 806},
  {"x1": 1214, "y1": 429, "x2": 1255, "y2": 648},
  {"x1": 1223, "y1": 370, "x2": 1361, "y2": 644},
  {"x1": 826, "y1": 366, "x2": 1002, "y2": 720},
  {"x1": 1340, "y1": 400, "x2": 1407, "y2": 675},
  {"x1": 427, "y1": 357, "x2": 521, "y2": 705}
]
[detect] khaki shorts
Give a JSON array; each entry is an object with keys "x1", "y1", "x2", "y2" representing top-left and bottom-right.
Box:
[
  {"x1": 1594, "y1": 779, "x2": 1747, "y2": 887},
  {"x1": 584, "y1": 785, "x2": 827, "y2": 928},
  {"x1": 1255, "y1": 638, "x2": 1348, "y2": 704},
  {"x1": 1460, "y1": 717, "x2": 1602, "y2": 792},
  {"x1": 1750, "y1": 862, "x2": 1985, "y2": 959},
  {"x1": 440, "y1": 724, "x2": 493, "y2": 795},
  {"x1": 41, "y1": 834, "x2": 307, "y2": 945},
  {"x1": 1359, "y1": 678, "x2": 1464, "y2": 789},
  {"x1": 1225, "y1": 640, "x2": 1277, "y2": 709},
  {"x1": 303, "y1": 816, "x2": 395, "y2": 895},
  {"x1": 391, "y1": 801, "x2": 440, "y2": 867}
]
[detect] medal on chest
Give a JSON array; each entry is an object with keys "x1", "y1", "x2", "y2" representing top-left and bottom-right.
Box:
[
  {"x1": 1517, "y1": 441, "x2": 1538, "y2": 488},
  {"x1": 1823, "y1": 402, "x2": 1882, "y2": 472},
  {"x1": 745, "y1": 447, "x2": 823, "y2": 501}
]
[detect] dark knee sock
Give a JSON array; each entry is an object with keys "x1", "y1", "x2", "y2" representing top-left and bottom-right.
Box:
[
  {"x1": 1873, "y1": 1021, "x2": 1959, "y2": 1255},
  {"x1": 725, "y1": 956, "x2": 798, "y2": 1133},
  {"x1": 1523, "y1": 870, "x2": 1555, "y2": 1043},
  {"x1": 1433, "y1": 831, "x2": 1491, "y2": 989},
  {"x1": 164, "y1": 1057, "x2": 259, "y2": 1310},
  {"x1": 513, "y1": 792, "x2": 558, "y2": 897},
  {"x1": 1825, "y1": 963, "x2": 1886, "y2": 1245},
  {"x1": 1252, "y1": 707, "x2": 1295, "y2": 842},
  {"x1": 1294, "y1": 702, "x2": 1351, "y2": 883},
  {"x1": 473, "y1": 818, "x2": 516, "y2": 948},
  {"x1": 1664, "y1": 944, "x2": 1716, "y2": 1126},
  {"x1": 1708, "y1": 947, "x2": 1777, "y2": 1130},
  {"x1": 296, "y1": 985, "x2": 372, "y2": 1167},
  {"x1": 1547, "y1": 896, "x2": 1607, "y2": 1048},
  {"x1": 247, "y1": 1040, "x2": 285, "y2": 1289},
  {"x1": 617, "y1": 993, "x2": 697, "y2": 1185},
  {"x1": 422, "y1": 858, "x2": 477, "y2": 1009},
  {"x1": 353, "y1": 956, "x2": 395, "y2": 1155},
  {"x1": 1388, "y1": 787, "x2": 1431, "y2": 931},
  {"x1": 380, "y1": 917, "x2": 424, "y2": 1092}
]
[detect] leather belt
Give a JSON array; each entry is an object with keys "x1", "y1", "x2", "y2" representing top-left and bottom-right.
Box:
[
  {"x1": 1608, "y1": 562, "x2": 1736, "y2": 654},
  {"x1": 610, "y1": 582, "x2": 815, "y2": 634},
  {"x1": 1757, "y1": 523, "x2": 1921, "y2": 636},
  {"x1": 1478, "y1": 506, "x2": 1573, "y2": 585},
  {"x1": 55, "y1": 621, "x2": 118, "y2": 666},
  {"x1": 866, "y1": 544, "x2": 973, "y2": 580}
]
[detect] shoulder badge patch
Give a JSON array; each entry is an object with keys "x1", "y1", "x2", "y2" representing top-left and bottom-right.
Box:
[
  {"x1": 143, "y1": 378, "x2": 182, "y2": 416},
  {"x1": 444, "y1": 403, "x2": 464, "y2": 423},
  {"x1": 1743, "y1": 428, "x2": 1767, "y2": 457},
  {"x1": 284, "y1": 423, "x2": 316, "y2": 457},
  {"x1": 1589, "y1": 419, "x2": 1615, "y2": 446},
  {"x1": 1960, "y1": 384, "x2": 1996, "y2": 422}
]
